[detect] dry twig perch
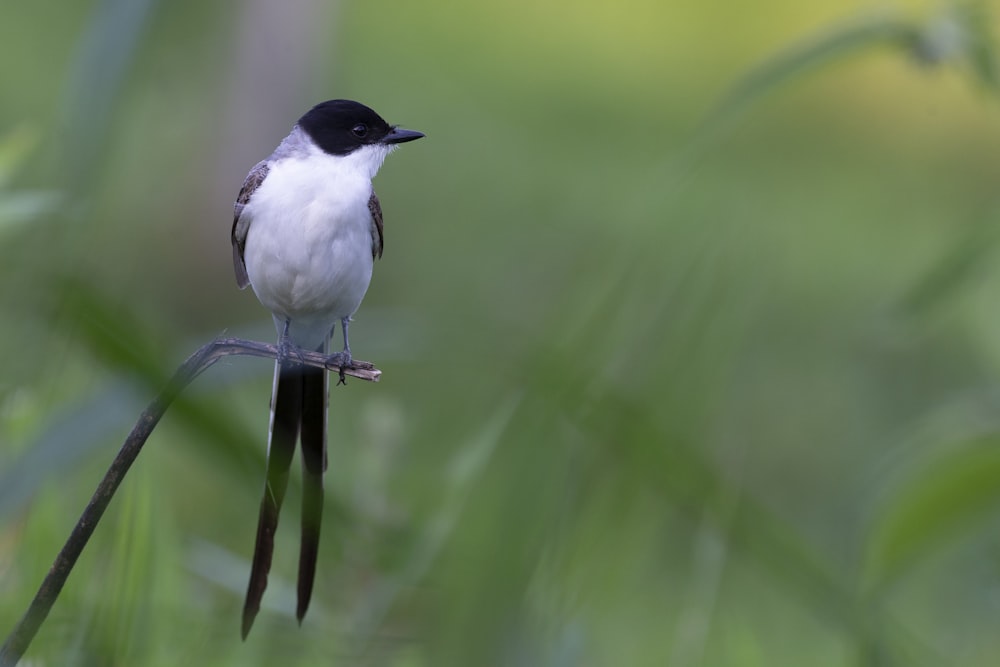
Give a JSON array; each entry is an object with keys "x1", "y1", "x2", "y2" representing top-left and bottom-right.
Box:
[{"x1": 0, "y1": 337, "x2": 380, "y2": 667}]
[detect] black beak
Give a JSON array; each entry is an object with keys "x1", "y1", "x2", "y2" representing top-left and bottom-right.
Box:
[{"x1": 384, "y1": 127, "x2": 425, "y2": 144}]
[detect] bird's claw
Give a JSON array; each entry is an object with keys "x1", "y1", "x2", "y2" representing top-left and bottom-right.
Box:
[
  {"x1": 325, "y1": 350, "x2": 353, "y2": 385},
  {"x1": 277, "y1": 337, "x2": 309, "y2": 366}
]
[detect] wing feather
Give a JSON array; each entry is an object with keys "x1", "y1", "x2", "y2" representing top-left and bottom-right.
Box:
[
  {"x1": 368, "y1": 191, "x2": 384, "y2": 260},
  {"x1": 231, "y1": 161, "x2": 270, "y2": 289}
]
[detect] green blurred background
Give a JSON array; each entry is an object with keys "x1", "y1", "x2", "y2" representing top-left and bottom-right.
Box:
[{"x1": 3, "y1": 0, "x2": 1000, "y2": 665}]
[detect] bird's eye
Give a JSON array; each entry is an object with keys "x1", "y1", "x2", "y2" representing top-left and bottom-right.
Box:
[{"x1": 351, "y1": 124, "x2": 368, "y2": 138}]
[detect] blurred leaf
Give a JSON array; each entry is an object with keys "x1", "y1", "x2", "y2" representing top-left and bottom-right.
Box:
[
  {"x1": 864, "y1": 433, "x2": 1000, "y2": 589},
  {"x1": 910, "y1": 6, "x2": 970, "y2": 67},
  {"x1": 569, "y1": 379, "x2": 862, "y2": 628},
  {"x1": 962, "y1": 3, "x2": 1000, "y2": 89},
  {"x1": 700, "y1": 14, "x2": 917, "y2": 135},
  {"x1": 526, "y1": 318, "x2": 943, "y2": 663},
  {"x1": 350, "y1": 395, "x2": 520, "y2": 650},
  {"x1": 60, "y1": 0, "x2": 162, "y2": 189},
  {"x1": 0, "y1": 381, "x2": 143, "y2": 521},
  {"x1": 53, "y1": 279, "x2": 262, "y2": 475},
  {"x1": 700, "y1": 4, "x2": 998, "y2": 143},
  {"x1": 0, "y1": 124, "x2": 39, "y2": 187},
  {"x1": 0, "y1": 125, "x2": 62, "y2": 236},
  {"x1": 0, "y1": 191, "x2": 63, "y2": 235},
  {"x1": 90, "y1": 465, "x2": 158, "y2": 664},
  {"x1": 58, "y1": 279, "x2": 171, "y2": 387},
  {"x1": 895, "y1": 205, "x2": 1000, "y2": 318},
  {"x1": 910, "y1": 2, "x2": 999, "y2": 90}
]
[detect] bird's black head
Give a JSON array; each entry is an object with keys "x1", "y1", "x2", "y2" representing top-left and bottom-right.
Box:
[{"x1": 298, "y1": 99, "x2": 424, "y2": 156}]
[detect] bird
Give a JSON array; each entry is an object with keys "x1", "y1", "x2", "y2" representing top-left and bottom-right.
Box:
[{"x1": 230, "y1": 99, "x2": 423, "y2": 638}]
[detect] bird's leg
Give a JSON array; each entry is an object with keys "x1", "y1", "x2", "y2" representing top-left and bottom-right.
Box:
[
  {"x1": 340, "y1": 317, "x2": 354, "y2": 366},
  {"x1": 327, "y1": 316, "x2": 354, "y2": 385},
  {"x1": 276, "y1": 318, "x2": 308, "y2": 365},
  {"x1": 277, "y1": 318, "x2": 294, "y2": 362}
]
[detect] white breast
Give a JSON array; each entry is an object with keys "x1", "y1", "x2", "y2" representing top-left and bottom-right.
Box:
[{"x1": 242, "y1": 146, "x2": 377, "y2": 348}]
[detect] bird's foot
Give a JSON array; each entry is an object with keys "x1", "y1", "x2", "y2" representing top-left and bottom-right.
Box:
[
  {"x1": 325, "y1": 350, "x2": 354, "y2": 385},
  {"x1": 276, "y1": 337, "x2": 310, "y2": 366}
]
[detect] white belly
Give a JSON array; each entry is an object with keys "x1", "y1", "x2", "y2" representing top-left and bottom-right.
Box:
[{"x1": 242, "y1": 155, "x2": 375, "y2": 348}]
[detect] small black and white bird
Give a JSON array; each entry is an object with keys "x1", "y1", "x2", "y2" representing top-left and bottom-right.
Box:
[{"x1": 230, "y1": 99, "x2": 423, "y2": 638}]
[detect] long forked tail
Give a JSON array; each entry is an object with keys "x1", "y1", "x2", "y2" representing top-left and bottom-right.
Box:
[
  {"x1": 297, "y1": 360, "x2": 326, "y2": 622},
  {"x1": 241, "y1": 351, "x2": 327, "y2": 639},
  {"x1": 242, "y1": 358, "x2": 299, "y2": 638}
]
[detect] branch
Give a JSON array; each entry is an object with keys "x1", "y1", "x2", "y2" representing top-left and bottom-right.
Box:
[{"x1": 0, "y1": 337, "x2": 380, "y2": 667}]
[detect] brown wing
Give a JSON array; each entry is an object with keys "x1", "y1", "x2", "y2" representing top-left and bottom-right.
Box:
[
  {"x1": 231, "y1": 160, "x2": 270, "y2": 289},
  {"x1": 368, "y1": 191, "x2": 384, "y2": 260}
]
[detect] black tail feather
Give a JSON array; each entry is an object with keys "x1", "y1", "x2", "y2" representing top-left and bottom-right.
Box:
[
  {"x1": 242, "y1": 359, "x2": 302, "y2": 639},
  {"x1": 297, "y1": 354, "x2": 327, "y2": 622}
]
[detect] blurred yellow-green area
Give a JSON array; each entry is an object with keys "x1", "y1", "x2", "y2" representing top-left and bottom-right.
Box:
[{"x1": 4, "y1": 0, "x2": 1000, "y2": 665}]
